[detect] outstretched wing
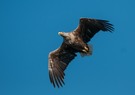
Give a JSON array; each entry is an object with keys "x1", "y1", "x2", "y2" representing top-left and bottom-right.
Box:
[
  {"x1": 74, "y1": 18, "x2": 114, "y2": 43},
  {"x1": 48, "y1": 43, "x2": 77, "y2": 88}
]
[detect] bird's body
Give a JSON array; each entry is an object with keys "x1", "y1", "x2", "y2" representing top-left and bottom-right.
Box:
[
  {"x1": 58, "y1": 32, "x2": 91, "y2": 55},
  {"x1": 48, "y1": 18, "x2": 114, "y2": 88}
]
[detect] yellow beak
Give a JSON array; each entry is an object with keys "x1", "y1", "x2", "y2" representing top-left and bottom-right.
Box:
[{"x1": 58, "y1": 32, "x2": 63, "y2": 35}]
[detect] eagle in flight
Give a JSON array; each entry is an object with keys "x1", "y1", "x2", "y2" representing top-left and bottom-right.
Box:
[{"x1": 48, "y1": 18, "x2": 114, "y2": 88}]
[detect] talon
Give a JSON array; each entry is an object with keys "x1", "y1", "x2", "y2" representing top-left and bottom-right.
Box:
[
  {"x1": 82, "y1": 49, "x2": 87, "y2": 53},
  {"x1": 84, "y1": 46, "x2": 89, "y2": 51}
]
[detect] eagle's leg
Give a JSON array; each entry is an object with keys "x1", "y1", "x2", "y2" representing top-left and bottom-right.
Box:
[{"x1": 80, "y1": 44, "x2": 93, "y2": 57}]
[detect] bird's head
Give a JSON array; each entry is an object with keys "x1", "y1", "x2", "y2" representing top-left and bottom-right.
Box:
[{"x1": 58, "y1": 32, "x2": 69, "y2": 38}]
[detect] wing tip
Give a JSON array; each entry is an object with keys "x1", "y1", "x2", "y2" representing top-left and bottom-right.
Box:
[
  {"x1": 49, "y1": 72, "x2": 65, "y2": 88},
  {"x1": 49, "y1": 64, "x2": 65, "y2": 88},
  {"x1": 100, "y1": 20, "x2": 114, "y2": 32}
]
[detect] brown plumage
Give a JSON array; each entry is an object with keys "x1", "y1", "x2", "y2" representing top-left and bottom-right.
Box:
[{"x1": 48, "y1": 18, "x2": 114, "y2": 88}]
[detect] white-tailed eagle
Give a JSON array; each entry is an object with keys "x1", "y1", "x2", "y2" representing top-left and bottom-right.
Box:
[{"x1": 48, "y1": 18, "x2": 114, "y2": 88}]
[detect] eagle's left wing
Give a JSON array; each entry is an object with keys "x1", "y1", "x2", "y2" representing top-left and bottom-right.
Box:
[
  {"x1": 48, "y1": 43, "x2": 77, "y2": 88},
  {"x1": 74, "y1": 18, "x2": 114, "y2": 43}
]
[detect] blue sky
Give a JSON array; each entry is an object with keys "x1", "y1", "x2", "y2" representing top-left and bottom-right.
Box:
[{"x1": 0, "y1": 0, "x2": 135, "y2": 95}]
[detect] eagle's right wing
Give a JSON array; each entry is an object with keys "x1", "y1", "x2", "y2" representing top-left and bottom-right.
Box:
[
  {"x1": 74, "y1": 18, "x2": 114, "y2": 43},
  {"x1": 48, "y1": 43, "x2": 77, "y2": 88}
]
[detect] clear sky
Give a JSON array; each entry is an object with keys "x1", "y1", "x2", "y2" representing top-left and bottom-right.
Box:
[{"x1": 0, "y1": 0, "x2": 135, "y2": 95}]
